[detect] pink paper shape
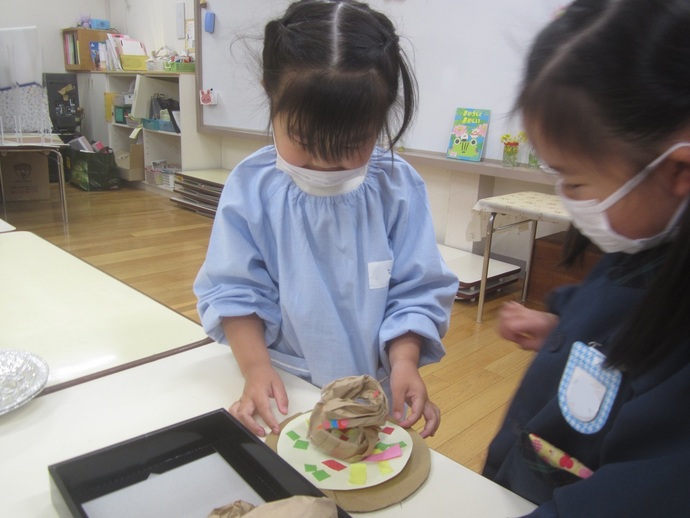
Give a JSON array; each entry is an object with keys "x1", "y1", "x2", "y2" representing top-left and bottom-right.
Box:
[
  {"x1": 381, "y1": 426, "x2": 395, "y2": 435},
  {"x1": 363, "y1": 443, "x2": 402, "y2": 462}
]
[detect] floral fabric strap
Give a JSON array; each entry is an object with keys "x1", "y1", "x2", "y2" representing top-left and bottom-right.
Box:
[{"x1": 528, "y1": 433, "x2": 594, "y2": 479}]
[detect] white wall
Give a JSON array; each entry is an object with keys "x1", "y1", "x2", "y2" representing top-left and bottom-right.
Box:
[
  {"x1": 108, "y1": 0, "x2": 195, "y2": 58},
  {"x1": 0, "y1": 1, "x2": 107, "y2": 74},
  {"x1": 0, "y1": 1, "x2": 194, "y2": 74}
]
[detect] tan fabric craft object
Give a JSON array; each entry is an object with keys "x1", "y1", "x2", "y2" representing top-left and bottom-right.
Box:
[
  {"x1": 207, "y1": 496, "x2": 337, "y2": 518},
  {"x1": 208, "y1": 499, "x2": 255, "y2": 518},
  {"x1": 307, "y1": 375, "x2": 388, "y2": 462}
]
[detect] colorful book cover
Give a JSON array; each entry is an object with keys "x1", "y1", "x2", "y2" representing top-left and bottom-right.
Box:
[
  {"x1": 89, "y1": 42, "x2": 104, "y2": 71},
  {"x1": 446, "y1": 107, "x2": 490, "y2": 162}
]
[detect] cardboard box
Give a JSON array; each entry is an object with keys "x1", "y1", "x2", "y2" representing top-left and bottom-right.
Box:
[
  {"x1": 0, "y1": 152, "x2": 50, "y2": 201},
  {"x1": 49, "y1": 409, "x2": 351, "y2": 518},
  {"x1": 90, "y1": 19, "x2": 110, "y2": 30},
  {"x1": 114, "y1": 144, "x2": 144, "y2": 181}
]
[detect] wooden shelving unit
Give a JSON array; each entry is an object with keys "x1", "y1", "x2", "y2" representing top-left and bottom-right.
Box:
[
  {"x1": 62, "y1": 28, "x2": 109, "y2": 71},
  {"x1": 102, "y1": 73, "x2": 222, "y2": 190}
]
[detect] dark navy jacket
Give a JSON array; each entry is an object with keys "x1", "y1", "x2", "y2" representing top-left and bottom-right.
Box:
[{"x1": 483, "y1": 246, "x2": 690, "y2": 517}]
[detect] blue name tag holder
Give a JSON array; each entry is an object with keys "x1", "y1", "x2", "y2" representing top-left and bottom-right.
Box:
[{"x1": 558, "y1": 341, "x2": 622, "y2": 434}]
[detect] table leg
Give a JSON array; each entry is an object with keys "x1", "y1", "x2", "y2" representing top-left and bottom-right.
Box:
[
  {"x1": 47, "y1": 149, "x2": 69, "y2": 224},
  {"x1": 476, "y1": 212, "x2": 497, "y2": 323},
  {"x1": 0, "y1": 159, "x2": 6, "y2": 222},
  {"x1": 521, "y1": 220, "x2": 538, "y2": 302}
]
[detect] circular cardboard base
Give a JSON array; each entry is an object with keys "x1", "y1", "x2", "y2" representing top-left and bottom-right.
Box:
[{"x1": 266, "y1": 413, "x2": 430, "y2": 513}]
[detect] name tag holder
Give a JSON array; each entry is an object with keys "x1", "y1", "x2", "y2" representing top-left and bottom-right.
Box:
[{"x1": 558, "y1": 341, "x2": 622, "y2": 434}]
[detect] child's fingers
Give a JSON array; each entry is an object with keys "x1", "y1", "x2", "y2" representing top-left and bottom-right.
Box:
[
  {"x1": 418, "y1": 402, "x2": 441, "y2": 438},
  {"x1": 397, "y1": 395, "x2": 424, "y2": 429},
  {"x1": 254, "y1": 397, "x2": 281, "y2": 436},
  {"x1": 229, "y1": 399, "x2": 268, "y2": 437},
  {"x1": 271, "y1": 379, "x2": 290, "y2": 416}
]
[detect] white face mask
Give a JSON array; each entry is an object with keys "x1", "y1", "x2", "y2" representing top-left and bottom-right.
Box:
[
  {"x1": 274, "y1": 145, "x2": 369, "y2": 196},
  {"x1": 555, "y1": 142, "x2": 690, "y2": 254}
]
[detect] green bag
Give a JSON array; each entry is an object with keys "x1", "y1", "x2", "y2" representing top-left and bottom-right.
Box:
[{"x1": 69, "y1": 148, "x2": 121, "y2": 191}]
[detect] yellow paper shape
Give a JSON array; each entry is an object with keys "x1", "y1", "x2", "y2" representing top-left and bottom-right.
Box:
[
  {"x1": 377, "y1": 461, "x2": 394, "y2": 475},
  {"x1": 349, "y1": 463, "x2": 367, "y2": 485}
]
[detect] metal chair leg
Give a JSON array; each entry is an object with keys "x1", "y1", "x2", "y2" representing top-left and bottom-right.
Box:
[{"x1": 476, "y1": 212, "x2": 497, "y2": 323}]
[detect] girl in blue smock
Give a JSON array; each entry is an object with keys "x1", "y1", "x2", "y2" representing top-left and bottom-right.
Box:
[
  {"x1": 194, "y1": 0, "x2": 458, "y2": 438},
  {"x1": 484, "y1": 0, "x2": 690, "y2": 515}
]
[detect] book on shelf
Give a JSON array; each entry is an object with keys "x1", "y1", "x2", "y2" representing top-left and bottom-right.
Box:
[
  {"x1": 89, "y1": 42, "x2": 105, "y2": 71},
  {"x1": 105, "y1": 33, "x2": 125, "y2": 70},
  {"x1": 446, "y1": 107, "x2": 491, "y2": 162},
  {"x1": 103, "y1": 33, "x2": 147, "y2": 71}
]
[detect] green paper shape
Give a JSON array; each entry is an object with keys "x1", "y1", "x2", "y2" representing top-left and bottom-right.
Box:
[{"x1": 312, "y1": 470, "x2": 331, "y2": 482}]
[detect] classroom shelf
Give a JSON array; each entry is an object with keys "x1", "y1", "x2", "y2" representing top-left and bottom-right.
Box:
[
  {"x1": 103, "y1": 73, "x2": 221, "y2": 189},
  {"x1": 62, "y1": 28, "x2": 109, "y2": 71}
]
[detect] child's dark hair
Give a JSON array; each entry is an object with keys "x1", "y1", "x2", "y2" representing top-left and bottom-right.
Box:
[
  {"x1": 262, "y1": 0, "x2": 416, "y2": 162},
  {"x1": 518, "y1": 0, "x2": 690, "y2": 375}
]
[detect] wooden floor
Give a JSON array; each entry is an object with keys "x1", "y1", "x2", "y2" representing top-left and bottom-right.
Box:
[{"x1": 2, "y1": 182, "x2": 536, "y2": 474}]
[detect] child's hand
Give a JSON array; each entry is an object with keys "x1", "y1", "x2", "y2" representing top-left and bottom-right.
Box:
[
  {"x1": 228, "y1": 364, "x2": 288, "y2": 437},
  {"x1": 390, "y1": 362, "x2": 440, "y2": 438},
  {"x1": 497, "y1": 301, "x2": 559, "y2": 352}
]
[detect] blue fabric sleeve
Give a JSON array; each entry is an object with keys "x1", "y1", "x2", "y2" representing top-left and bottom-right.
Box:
[
  {"x1": 378, "y1": 170, "x2": 458, "y2": 371},
  {"x1": 193, "y1": 162, "x2": 281, "y2": 345}
]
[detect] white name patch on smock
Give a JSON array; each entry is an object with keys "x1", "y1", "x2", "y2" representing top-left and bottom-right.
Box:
[
  {"x1": 566, "y1": 366, "x2": 606, "y2": 422},
  {"x1": 558, "y1": 341, "x2": 622, "y2": 434},
  {"x1": 368, "y1": 260, "x2": 393, "y2": 289}
]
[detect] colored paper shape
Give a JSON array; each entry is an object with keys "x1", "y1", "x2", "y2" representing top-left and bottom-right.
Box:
[
  {"x1": 349, "y1": 463, "x2": 367, "y2": 485},
  {"x1": 378, "y1": 461, "x2": 394, "y2": 475},
  {"x1": 323, "y1": 459, "x2": 347, "y2": 471},
  {"x1": 363, "y1": 443, "x2": 402, "y2": 462},
  {"x1": 276, "y1": 413, "x2": 413, "y2": 491},
  {"x1": 312, "y1": 470, "x2": 331, "y2": 482}
]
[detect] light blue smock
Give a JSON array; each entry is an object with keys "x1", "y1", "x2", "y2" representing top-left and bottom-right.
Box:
[{"x1": 194, "y1": 145, "x2": 458, "y2": 388}]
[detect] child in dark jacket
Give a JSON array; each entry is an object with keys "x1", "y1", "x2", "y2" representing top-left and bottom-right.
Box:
[{"x1": 484, "y1": 1, "x2": 690, "y2": 516}]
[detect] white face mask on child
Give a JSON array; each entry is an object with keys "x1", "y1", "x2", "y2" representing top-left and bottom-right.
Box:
[
  {"x1": 555, "y1": 142, "x2": 690, "y2": 254},
  {"x1": 274, "y1": 146, "x2": 369, "y2": 196}
]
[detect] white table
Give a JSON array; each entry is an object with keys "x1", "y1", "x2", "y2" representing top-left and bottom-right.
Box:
[
  {"x1": 469, "y1": 192, "x2": 571, "y2": 322},
  {"x1": 0, "y1": 216, "x2": 15, "y2": 232},
  {"x1": 0, "y1": 231, "x2": 209, "y2": 391},
  {"x1": 0, "y1": 342, "x2": 536, "y2": 517}
]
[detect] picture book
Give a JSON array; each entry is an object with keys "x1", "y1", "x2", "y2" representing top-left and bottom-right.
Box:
[
  {"x1": 89, "y1": 42, "x2": 104, "y2": 71},
  {"x1": 446, "y1": 107, "x2": 490, "y2": 162}
]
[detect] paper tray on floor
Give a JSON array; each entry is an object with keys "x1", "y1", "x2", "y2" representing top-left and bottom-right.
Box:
[
  {"x1": 438, "y1": 244, "x2": 521, "y2": 301},
  {"x1": 48, "y1": 409, "x2": 351, "y2": 518}
]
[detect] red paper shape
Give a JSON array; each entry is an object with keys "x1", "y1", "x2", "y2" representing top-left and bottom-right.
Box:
[{"x1": 322, "y1": 459, "x2": 347, "y2": 471}]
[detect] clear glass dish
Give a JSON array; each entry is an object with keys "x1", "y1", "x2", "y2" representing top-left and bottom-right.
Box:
[{"x1": 0, "y1": 349, "x2": 49, "y2": 415}]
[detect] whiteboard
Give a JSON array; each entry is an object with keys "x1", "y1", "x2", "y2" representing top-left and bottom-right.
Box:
[{"x1": 195, "y1": 0, "x2": 562, "y2": 160}]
